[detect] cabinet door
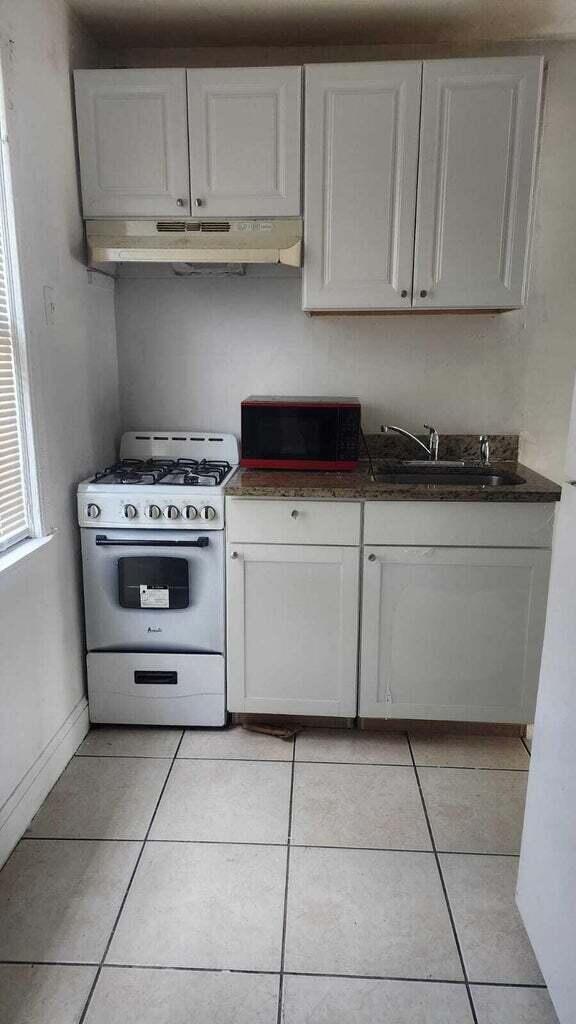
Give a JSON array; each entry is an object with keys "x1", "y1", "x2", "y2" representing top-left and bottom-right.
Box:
[
  {"x1": 302, "y1": 62, "x2": 422, "y2": 311},
  {"x1": 360, "y1": 546, "x2": 550, "y2": 722},
  {"x1": 413, "y1": 57, "x2": 543, "y2": 309},
  {"x1": 187, "y1": 68, "x2": 301, "y2": 217},
  {"x1": 74, "y1": 70, "x2": 190, "y2": 217},
  {"x1": 227, "y1": 544, "x2": 359, "y2": 716}
]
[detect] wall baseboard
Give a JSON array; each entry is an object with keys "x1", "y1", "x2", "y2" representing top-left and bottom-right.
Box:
[{"x1": 0, "y1": 698, "x2": 90, "y2": 868}]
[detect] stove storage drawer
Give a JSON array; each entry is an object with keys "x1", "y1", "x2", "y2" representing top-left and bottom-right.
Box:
[
  {"x1": 87, "y1": 652, "x2": 225, "y2": 726},
  {"x1": 226, "y1": 498, "x2": 361, "y2": 545}
]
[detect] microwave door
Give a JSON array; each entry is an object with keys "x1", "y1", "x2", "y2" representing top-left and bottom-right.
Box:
[{"x1": 242, "y1": 405, "x2": 349, "y2": 466}]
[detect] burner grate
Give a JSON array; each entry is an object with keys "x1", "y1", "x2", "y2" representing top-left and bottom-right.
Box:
[{"x1": 90, "y1": 458, "x2": 232, "y2": 486}]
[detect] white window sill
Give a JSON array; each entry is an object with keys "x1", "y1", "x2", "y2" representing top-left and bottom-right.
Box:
[{"x1": 0, "y1": 534, "x2": 53, "y2": 576}]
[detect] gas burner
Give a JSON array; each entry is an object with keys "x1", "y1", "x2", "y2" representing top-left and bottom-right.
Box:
[
  {"x1": 163, "y1": 459, "x2": 233, "y2": 487},
  {"x1": 91, "y1": 459, "x2": 177, "y2": 485}
]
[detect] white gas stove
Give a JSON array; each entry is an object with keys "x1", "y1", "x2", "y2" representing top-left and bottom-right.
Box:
[
  {"x1": 77, "y1": 431, "x2": 239, "y2": 530},
  {"x1": 77, "y1": 431, "x2": 238, "y2": 727}
]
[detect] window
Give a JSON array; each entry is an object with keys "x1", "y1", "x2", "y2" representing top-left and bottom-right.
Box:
[{"x1": 0, "y1": 74, "x2": 38, "y2": 553}]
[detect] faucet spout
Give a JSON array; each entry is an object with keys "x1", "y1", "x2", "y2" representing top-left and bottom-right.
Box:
[{"x1": 381, "y1": 424, "x2": 438, "y2": 460}]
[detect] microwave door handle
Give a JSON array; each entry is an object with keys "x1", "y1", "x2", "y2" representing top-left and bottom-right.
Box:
[{"x1": 94, "y1": 535, "x2": 210, "y2": 548}]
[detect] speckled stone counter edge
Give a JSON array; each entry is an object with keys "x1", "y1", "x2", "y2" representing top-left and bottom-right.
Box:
[{"x1": 225, "y1": 464, "x2": 560, "y2": 503}]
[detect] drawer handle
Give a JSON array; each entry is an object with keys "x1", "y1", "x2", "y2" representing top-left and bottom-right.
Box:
[{"x1": 291, "y1": 509, "x2": 300, "y2": 519}]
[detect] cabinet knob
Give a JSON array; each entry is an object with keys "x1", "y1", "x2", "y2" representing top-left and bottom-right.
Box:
[
  {"x1": 176, "y1": 198, "x2": 186, "y2": 207},
  {"x1": 420, "y1": 289, "x2": 428, "y2": 298},
  {"x1": 291, "y1": 509, "x2": 299, "y2": 519},
  {"x1": 401, "y1": 289, "x2": 408, "y2": 298},
  {"x1": 230, "y1": 550, "x2": 239, "y2": 559},
  {"x1": 368, "y1": 553, "x2": 376, "y2": 561},
  {"x1": 194, "y1": 198, "x2": 204, "y2": 208}
]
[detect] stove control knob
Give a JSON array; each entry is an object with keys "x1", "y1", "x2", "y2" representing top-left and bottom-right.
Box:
[
  {"x1": 86, "y1": 503, "x2": 101, "y2": 519},
  {"x1": 124, "y1": 504, "x2": 138, "y2": 519},
  {"x1": 184, "y1": 505, "x2": 198, "y2": 520},
  {"x1": 147, "y1": 504, "x2": 162, "y2": 520},
  {"x1": 200, "y1": 505, "x2": 216, "y2": 521},
  {"x1": 164, "y1": 505, "x2": 180, "y2": 520}
]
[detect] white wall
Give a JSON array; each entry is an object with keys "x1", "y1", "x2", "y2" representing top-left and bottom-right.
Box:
[
  {"x1": 117, "y1": 266, "x2": 526, "y2": 438},
  {"x1": 114, "y1": 40, "x2": 576, "y2": 483},
  {"x1": 0, "y1": 0, "x2": 119, "y2": 864}
]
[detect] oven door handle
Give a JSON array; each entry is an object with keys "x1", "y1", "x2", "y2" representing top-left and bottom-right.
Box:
[{"x1": 95, "y1": 535, "x2": 210, "y2": 548}]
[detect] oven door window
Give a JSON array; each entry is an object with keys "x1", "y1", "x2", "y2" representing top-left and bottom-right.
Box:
[
  {"x1": 118, "y1": 557, "x2": 189, "y2": 610},
  {"x1": 242, "y1": 406, "x2": 339, "y2": 460}
]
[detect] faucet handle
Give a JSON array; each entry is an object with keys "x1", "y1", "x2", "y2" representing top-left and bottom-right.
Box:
[{"x1": 424, "y1": 424, "x2": 439, "y2": 461}]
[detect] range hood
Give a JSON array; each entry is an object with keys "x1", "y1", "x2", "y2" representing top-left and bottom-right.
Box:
[{"x1": 86, "y1": 218, "x2": 302, "y2": 266}]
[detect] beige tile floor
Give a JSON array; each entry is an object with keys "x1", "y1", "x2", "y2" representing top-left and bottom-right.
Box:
[{"x1": 0, "y1": 726, "x2": 560, "y2": 1024}]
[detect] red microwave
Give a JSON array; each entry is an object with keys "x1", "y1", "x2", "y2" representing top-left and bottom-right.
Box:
[{"x1": 241, "y1": 396, "x2": 361, "y2": 471}]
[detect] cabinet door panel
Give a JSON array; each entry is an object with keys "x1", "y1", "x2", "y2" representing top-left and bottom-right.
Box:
[
  {"x1": 187, "y1": 68, "x2": 301, "y2": 216},
  {"x1": 413, "y1": 57, "x2": 543, "y2": 309},
  {"x1": 360, "y1": 546, "x2": 550, "y2": 722},
  {"x1": 227, "y1": 544, "x2": 359, "y2": 715},
  {"x1": 74, "y1": 70, "x2": 190, "y2": 217},
  {"x1": 302, "y1": 62, "x2": 421, "y2": 310}
]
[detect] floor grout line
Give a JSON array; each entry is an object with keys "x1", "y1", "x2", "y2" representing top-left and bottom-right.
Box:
[
  {"x1": 406, "y1": 732, "x2": 480, "y2": 1024},
  {"x1": 0, "y1": 960, "x2": 101, "y2": 968},
  {"x1": 76, "y1": 730, "x2": 186, "y2": 1024},
  {"x1": 0, "y1": 960, "x2": 548, "y2": 989},
  {"x1": 75, "y1": 752, "x2": 530, "y2": 771},
  {"x1": 17, "y1": 836, "x2": 522, "y2": 857},
  {"x1": 74, "y1": 754, "x2": 178, "y2": 761},
  {"x1": 76, "y1": 754, "x2": 293, "y2": 763},
  {"x1": 282, "y1": 971, "x2": 548, "y2": 988},
  {"x1": 276, "y1": 737, "x2": 296, "y2": 1024}
]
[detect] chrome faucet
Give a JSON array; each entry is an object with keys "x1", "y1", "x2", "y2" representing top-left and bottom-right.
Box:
[
  {"x1": 479, "y1": 434, "x2": 490, "y2": 466},
  {"x1": 381, "y1": 423, "x2": 440, "y2": 461}
]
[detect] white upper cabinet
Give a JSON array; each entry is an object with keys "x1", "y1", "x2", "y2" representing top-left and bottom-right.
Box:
[
  {"x1": 74, "y1": 70, "x2": 190, "y2": 218},
  {"x1": 186, "y1": 67, "x2": 302, "y2": 217},
  {"x1": 413, "y1": 57, "x2": 544, "y2": 309},
  {"x1": 302, "y1": 62, "x2": 422, "y2": 310}
]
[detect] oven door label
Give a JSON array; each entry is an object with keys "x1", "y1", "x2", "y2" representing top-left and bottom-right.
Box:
[{"x1": 139, "y1": 585, "x2": 170, "y2": 609}]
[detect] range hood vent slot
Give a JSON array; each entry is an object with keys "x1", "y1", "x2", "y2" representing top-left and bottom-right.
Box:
[
  {"x1": 197, "y1": 221, "x2": 231, "y2": 232},
  {"x1": 155, "y1": 221, "x2": 231, "y2": 233}
]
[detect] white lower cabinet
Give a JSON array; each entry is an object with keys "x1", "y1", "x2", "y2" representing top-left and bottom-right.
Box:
[
  {"x1": 360, "y1": 546, "x2": 551, "y2": 722},
  {"x1": 226, "y1": 543, "x2": 360, "y2": 716}
]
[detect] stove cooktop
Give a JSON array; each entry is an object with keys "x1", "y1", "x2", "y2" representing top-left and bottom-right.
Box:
[{"x1": 91, "y1": 458, "x2": 234, "y2": 487}]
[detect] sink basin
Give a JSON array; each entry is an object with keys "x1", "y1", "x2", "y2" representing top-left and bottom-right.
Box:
[{"x1": 374, "y1": 465, "x2": 526, "y2": 487}]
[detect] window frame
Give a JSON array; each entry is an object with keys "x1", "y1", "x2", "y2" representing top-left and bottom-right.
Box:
[{"x1": 0, "y1": 49, "x2": 42, "y2": 557}]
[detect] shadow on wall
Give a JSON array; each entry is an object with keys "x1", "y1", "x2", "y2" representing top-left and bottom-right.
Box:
[{"x1": 72, "y1": 0, "x2": 564, "y2": 49}]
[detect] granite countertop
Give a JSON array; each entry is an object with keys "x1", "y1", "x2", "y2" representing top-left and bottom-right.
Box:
[{"x1": 225, "y1": 462, "x2": 561, "y2": 503}]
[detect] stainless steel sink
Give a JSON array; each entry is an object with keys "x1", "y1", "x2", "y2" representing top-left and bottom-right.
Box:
[{"x1": 374, "y1": 465, "x2": 526, "y2": 487}]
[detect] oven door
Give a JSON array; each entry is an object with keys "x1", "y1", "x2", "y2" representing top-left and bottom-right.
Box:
[{"x1": 81, "y1": 527, "x2": 224, "y2": 653}]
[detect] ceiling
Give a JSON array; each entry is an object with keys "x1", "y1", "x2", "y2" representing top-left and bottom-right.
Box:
[{"x1": 68, "y1": 0, "x2": 576, "y2": 49}]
